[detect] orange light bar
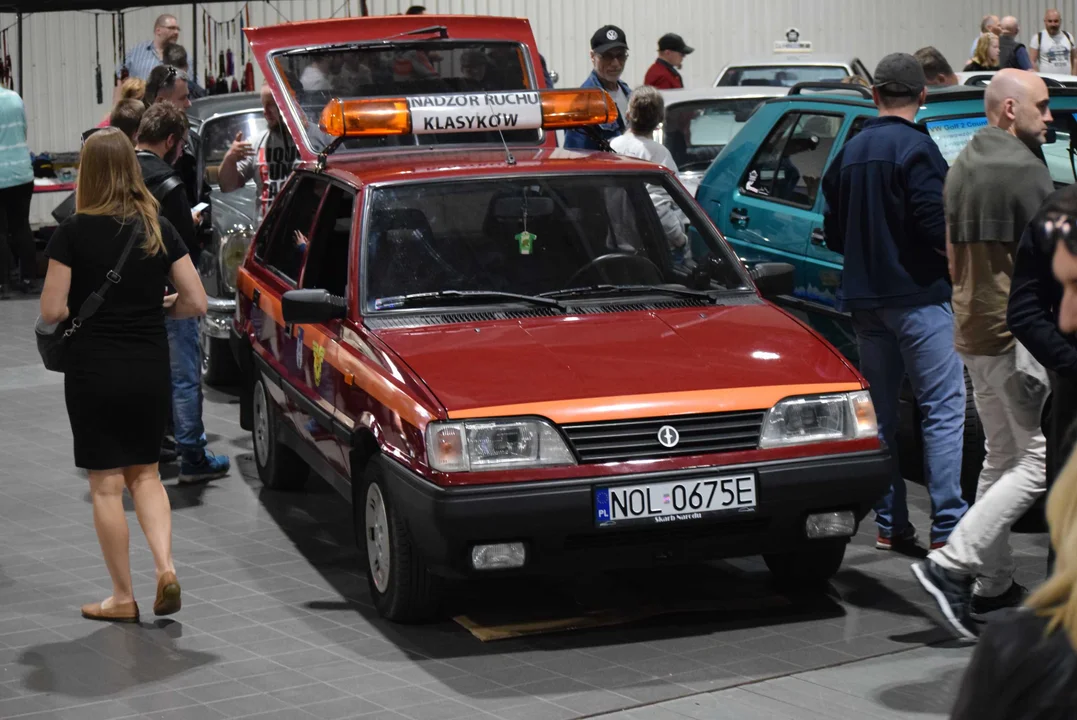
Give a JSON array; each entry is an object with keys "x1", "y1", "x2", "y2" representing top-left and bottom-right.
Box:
[
  {"x1": 320, "y1": 97, "x2": 411, "y2": 138},
  {"x1": 540, "y1": 89, "x2": 618, "y2": 129}
]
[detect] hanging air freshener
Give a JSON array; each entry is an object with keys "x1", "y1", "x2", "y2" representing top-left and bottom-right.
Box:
[
  {"x1": 516, "y1": 189, "x2": 535, "y2": 255},
  {"x1": 94, "y1": 15, "x2": 103, "y2": 104}
]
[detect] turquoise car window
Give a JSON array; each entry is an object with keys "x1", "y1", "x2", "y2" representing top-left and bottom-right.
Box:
[
  {"x1": 924, "y1": 113, "x2": 1077, "y2": 185},
  {"x1": 741, "y1": 113, "x2": 798, "y2": 197},
  {"x1": 742, "y1": 112, "x2": 842, "y2": 208}
]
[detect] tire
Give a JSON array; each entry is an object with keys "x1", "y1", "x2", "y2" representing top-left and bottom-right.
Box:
[
  {"x1": 201, "y1": 327, "x2": 240, "y2": 387},
  {"x1": 764, "y1": 539, "x2": 847, "y2": 589},
  {"x1": 358, "y1": 464, "x2": 443, "y2": 622},
  {"x1": 252, "y1": 377, "x2": 308, "y2": 491}
]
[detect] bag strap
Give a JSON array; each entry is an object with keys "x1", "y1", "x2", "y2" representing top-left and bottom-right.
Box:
[
  {"x1": 151, "y1": 174, "x2": 184, "y2": 205},
  {"x1": 65, "y1": 223, "x2": 142, "y2": 337}
]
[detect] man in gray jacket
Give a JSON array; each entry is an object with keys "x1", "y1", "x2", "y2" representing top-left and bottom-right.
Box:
[{"x1": 913, "y1": 69, "x2": 1054, "y2": 640}]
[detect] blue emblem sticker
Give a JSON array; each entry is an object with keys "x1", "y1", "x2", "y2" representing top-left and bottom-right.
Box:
[{"x1": 595, "y1": 488, "x2": 611, "y2": 525}]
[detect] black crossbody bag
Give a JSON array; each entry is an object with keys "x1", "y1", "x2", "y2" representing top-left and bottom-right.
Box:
[{"x1": 35, "y1": 226, "x2": 142, "y2": 373}]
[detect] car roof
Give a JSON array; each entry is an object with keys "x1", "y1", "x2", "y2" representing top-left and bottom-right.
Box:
[
  {"x1": 319, "y1": 147, "x2": 670, "y2": 188},
  {"x1": 760, "y1": 83, "x2": 1077, "y2": 115},
  {"x1": 187, "y1": 93, "x2": 262, "y2": 126},
  {"x1": 721, "y1": 55, "x2": 854, "y2": 68},
  {"x1": 659, "y1": 87, "x2": 790, "y2": 105}
]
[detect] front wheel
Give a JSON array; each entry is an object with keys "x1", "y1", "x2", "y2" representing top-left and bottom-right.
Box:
[
  {"x1": 358, "y1": 465, "x2": 443, "y2": 622},
  {"x1": 201, "y1": 332, "x2": 240, "y2": 387},
  {"x1": 764, "y1": 539, "x2": 847, "y2": 589}
]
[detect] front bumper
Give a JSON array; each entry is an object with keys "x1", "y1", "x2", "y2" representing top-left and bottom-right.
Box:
[
  {"x1": 382, "y1": 450, "x2": 890, "y2": 578},
  {"x1": 202, "y1": 296, "x2": 236, "y2": 340}
]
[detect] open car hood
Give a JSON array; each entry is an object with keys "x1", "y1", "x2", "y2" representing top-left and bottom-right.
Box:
[{"x1": 244, "y1": 15, "x2": 550, "y2": 162}]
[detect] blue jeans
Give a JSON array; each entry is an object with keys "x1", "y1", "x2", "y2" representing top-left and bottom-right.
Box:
[
  {"x1": 166, "y1": 317, "x2": 207, "y2": 460},
  {"x1": 852, "y1": 303, "x2": 968, "y2": 544}
]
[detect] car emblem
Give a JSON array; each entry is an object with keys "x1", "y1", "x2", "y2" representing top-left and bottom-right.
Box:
[
  {"x1": 657, "y1": 425, "x2": 680, "y2": 448},
  {"x1": 606, "y1": 29, "x2": 618, "y2": 40}
]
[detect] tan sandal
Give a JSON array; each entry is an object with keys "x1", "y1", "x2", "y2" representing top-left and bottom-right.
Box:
[
  {"x1": 81, "y1": 599, "x2": 139, "y2": 623},
  {"x1": 154, "y1": 571, "x2": 181, "y2": 616}
]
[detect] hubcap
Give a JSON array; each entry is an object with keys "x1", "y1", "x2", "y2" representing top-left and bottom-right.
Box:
[
  {"x1": 253, "y1": 382, "x2": 270, "y2": 467},
  {"x1": 365, "y1": 483, "x2": 391, "y2": 594}
]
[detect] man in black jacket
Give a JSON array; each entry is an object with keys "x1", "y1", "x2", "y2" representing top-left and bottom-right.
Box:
[
  {"x1": 1008, "y1": 187, "x2": 1077, "y2": 573},
  {"x1": 135, "y1": 102, "x2": 230, "y2": 484}
]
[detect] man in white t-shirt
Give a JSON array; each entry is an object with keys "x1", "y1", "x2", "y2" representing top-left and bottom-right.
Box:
[
  {"x1": 610, "y1": 86, "x2": 689, "y2": 263},
  {"x1": 1030, "y1": 8, "x2": 1076, "y2": 75}
]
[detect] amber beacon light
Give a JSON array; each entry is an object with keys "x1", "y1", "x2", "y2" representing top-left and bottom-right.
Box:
[
  {"x1": 320, "y1": 97, "x2": 412, "y2": 137},
  {"x1": 539, "y1": 89, "x2": 619, "y2": 128}
]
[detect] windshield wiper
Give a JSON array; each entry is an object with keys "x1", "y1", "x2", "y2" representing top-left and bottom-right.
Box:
[
  {"x1": 374, "y1": 290, "x2": 563, "y2": 311},
  {"x1": 540, "y1": 284, "x2": 716, "y2": 303}
]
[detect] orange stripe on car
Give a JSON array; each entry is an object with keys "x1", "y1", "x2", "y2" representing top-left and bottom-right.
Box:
[
  {"x1": 237, "y1": 269, "x2": 436, "y2": 430},
  {"x1": 448, "y1": 383, "x2": 864, "y2": 425}
]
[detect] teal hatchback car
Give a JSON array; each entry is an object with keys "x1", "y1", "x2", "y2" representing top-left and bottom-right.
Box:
[{"x1": 695, "y1": 82, "x2": 1077, "y2": 495}]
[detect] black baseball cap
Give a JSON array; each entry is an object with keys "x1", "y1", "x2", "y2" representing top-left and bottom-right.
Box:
[
  {"x1": 873, "y1": 52, "x2": 926, "y2": 96},
  {"x1": 658, "y1": 33, "x2": 694, "y2": 54},
  {"x1": 591, "y1": 25, "x2": 629, "y2": 54}
]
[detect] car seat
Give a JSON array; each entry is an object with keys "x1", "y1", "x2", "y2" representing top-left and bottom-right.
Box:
[{"x1": 366, "y1": 207, "x2": 447, "y2": 302}]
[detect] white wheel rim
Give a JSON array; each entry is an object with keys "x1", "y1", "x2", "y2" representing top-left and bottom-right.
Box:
[
  {"x1": 366, "y1": 483, "x2": 391, "y2": 593},
  {"x1": 253, "y1": 382, "x2": 270, "y2": 467}
]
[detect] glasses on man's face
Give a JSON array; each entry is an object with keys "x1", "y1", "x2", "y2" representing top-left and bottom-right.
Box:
[
  {"x1": 161, "y1": 25, "x2": 180, "y2": 32},
  {"x1": 600, "y1": 51, "x2": 628, "y2": 64}
]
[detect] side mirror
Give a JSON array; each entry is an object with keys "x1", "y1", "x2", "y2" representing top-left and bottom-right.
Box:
[
  {"x1": 281, "y1": 288, "x2": 347, "y2": 324},
  {"x1": 749, "y1": 262, "x2": 795, "y2": 299}
]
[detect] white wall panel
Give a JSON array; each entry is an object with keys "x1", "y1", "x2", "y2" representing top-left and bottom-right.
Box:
[{"x1": 5, "y1": 0, "x2": 1077, "y2": 153}]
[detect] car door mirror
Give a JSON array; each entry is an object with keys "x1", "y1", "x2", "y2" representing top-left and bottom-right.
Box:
[
  {"x1": 282, "y1": 288, "x2": 347, "y2": 324},
  {"x1": 749, "y1": 262, "x2": 795, "y2": 299}
]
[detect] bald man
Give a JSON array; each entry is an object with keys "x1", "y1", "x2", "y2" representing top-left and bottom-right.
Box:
[
  {"x1": 999, "y1": 15, "x2": 1035, "y2": 70},
  {"x1": 1030, "y1": 8, "x2": 1076, "y2": 75},
  {"x1": 912, "y1": 69, "x2": 1054, "y2": 640},
  {"x1": 218, "y1": 85, "x2": 300, "y2": 224}
]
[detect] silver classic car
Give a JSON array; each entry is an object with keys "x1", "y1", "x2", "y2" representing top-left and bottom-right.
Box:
[{"x1": 187, "y1": 94, "x2": 266, "y2": 385}]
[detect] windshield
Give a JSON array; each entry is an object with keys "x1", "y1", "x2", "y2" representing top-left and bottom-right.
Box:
[
  {"x1": 363, "y1": 175, "x2": 750, "y2": 311},
  {"x1": 658, "y1": 98, "x2": 768, "y2": 171},
  {"x1": 271, "y1": 40, "x2": 540, "y2": 153},
  {"x1": 925, "y1": 113, "x2": 1077, "y2": 185},
  {"x1": 718, "y1": 65, "x2": 849, "y2": 87}
]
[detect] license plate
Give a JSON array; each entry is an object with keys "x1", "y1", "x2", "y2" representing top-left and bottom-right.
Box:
[{"x1": 594, "y1": 474, "x2": 757, "y2": 528}]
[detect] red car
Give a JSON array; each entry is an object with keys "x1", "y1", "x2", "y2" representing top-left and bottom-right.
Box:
[{"x1": 231, "y1": 15, "x2": 890, "y2": 622}]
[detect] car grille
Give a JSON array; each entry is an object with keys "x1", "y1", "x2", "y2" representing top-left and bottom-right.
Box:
[{"x1": 560, "y1": 410, "x2": 766, "y2": 463}]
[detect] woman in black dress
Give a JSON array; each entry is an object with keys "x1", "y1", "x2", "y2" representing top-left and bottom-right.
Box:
[{"x1": 39, "y1": 128, "x2": 208, "y2": 623}]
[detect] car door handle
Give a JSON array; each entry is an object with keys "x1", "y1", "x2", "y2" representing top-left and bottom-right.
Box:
[
  {"x1": 729, "y1": 208, "x2": 749, "y2": 227},
  {"x1": 810, "y1": 228, "x2": 826, "y2": 245}
]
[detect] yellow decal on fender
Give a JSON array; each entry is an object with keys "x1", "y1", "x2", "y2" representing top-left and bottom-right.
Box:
[{"x1": 312, "y1": 342, "x2": 326, "y2": 387}]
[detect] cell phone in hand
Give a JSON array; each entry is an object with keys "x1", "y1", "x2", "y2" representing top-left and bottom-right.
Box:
[{"x1": 192, "y1": 202, "x2": 209, "y2": 214}]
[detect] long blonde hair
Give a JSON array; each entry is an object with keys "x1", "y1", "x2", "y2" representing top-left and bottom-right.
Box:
[
  {"x1": 76, "y1": 128, "x2": 165, "y2": 256},
  {"x1": 972, "y1": 33, "x2": 998, "y2": 68},
  {"x1": 1026, "y1": 446, "x2": 1077, "y2": 648}
]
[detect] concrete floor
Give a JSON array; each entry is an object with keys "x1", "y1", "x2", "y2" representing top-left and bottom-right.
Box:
[{"x1": 0, "y1": 295, "x2": 1048, "y2": 719}]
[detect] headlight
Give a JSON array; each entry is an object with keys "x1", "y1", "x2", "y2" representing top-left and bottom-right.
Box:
[
  {"x1": 219, "y1": 227, "x2": 252, "y2": 294},
  {"x1": 759, "y1": 391, "x2": 877, "y2": 448},
  {"x1": 426, "y1": 418, "x2": 576, "y2": 472}
]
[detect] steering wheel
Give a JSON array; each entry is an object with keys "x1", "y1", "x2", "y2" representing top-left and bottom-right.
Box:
[{"x1": 566, "y1": 253, "x2": 664, "y2": 287}]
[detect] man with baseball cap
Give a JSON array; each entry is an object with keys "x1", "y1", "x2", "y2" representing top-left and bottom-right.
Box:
[
  {"x1": 644, "y1": 33, "x2": 693, "y2": 89},
  {"x1": 564, "y1": 24, "x2": 632, "y2": 151},
  {"x1": 822, "y1": 53, "x2": 969, "y2": 557}
]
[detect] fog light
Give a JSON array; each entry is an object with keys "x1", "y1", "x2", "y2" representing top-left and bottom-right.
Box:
[
  {"x1": 471, "y1": 542, "x2": 526, "y2": 570},
  {"x1": 805, "y1": 511, "x2": 856, "y2": 539}
]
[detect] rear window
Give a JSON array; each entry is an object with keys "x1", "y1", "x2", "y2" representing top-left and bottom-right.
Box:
[
  {"x1": 925, "y1": 113, "x2": 1077, "y2": 186},
  {"x1": 271, "y1": 40, "x2": 541, "y2": 153},
  {"x1": 658, "y1": 98, "x2": 768, "y2": 171},
  {"x1": 717, "y1": 65, "x2": 849, "y2": 87}
]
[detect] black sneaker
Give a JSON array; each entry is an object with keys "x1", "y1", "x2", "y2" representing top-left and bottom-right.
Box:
[
  {"x1": 971, "y1": 582, "x2": 1027, "y2": 616},
  {"x1": 911, "y1": 559, "x2": 978, "y2": 640}
]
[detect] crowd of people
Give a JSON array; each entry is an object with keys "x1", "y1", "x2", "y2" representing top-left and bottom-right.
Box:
[{"x1": 2, "y1": 4, "x2": 1077, "y2": 711}]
